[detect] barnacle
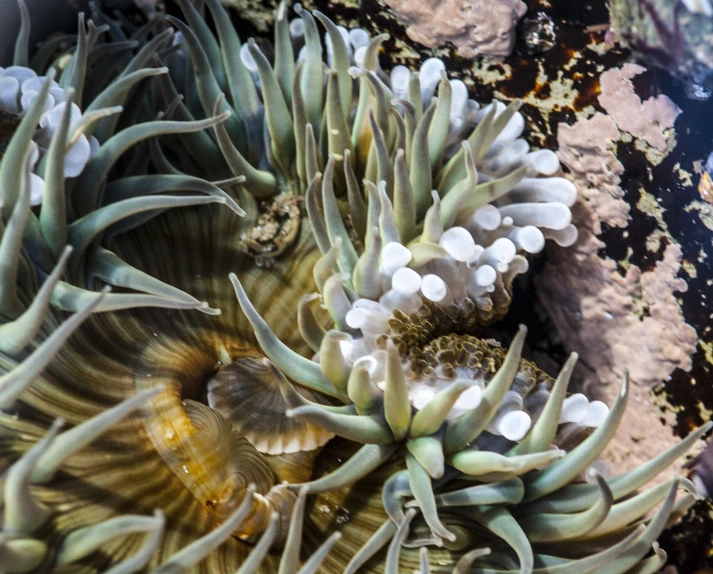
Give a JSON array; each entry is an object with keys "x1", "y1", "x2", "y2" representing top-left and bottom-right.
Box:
[{"x1": 0, "y1": 0, "x2": 706, "y2": 572}]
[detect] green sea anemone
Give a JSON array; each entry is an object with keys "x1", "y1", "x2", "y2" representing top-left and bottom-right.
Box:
[{"x1": 0, "y1": 0, "x2": 707, "y2": 572}]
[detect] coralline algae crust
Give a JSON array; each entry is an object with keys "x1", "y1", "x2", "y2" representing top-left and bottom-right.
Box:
[
  {"x1": 537, "y1": 65, "x2": 698, "y2": 480},
  {"x1": 383, "y1": 0, "x2": 527, "y2": 58}
]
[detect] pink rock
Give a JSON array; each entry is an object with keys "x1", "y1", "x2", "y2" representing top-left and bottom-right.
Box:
[
  {"x1": 385, "y1": 0, "x2": 527, "y2": 58},
  {"x1": 557, "y1": 112, "x2": 628, "y2": 231},
  {"x1": 598, "y1": 63, "x2": 682, "y2": 151}
]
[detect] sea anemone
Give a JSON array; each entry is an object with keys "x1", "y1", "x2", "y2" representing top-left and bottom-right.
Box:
[{"x1": 0, "y1": 0, "x2": 706, "y2": 572}]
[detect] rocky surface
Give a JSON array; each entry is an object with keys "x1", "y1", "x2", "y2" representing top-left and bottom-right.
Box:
[
  {"x1": 383, "y1": 0, "x2": 527, "y2": 58},
  {"x1": 215, "y1": 0, "x2": 713, "y2": 567}
]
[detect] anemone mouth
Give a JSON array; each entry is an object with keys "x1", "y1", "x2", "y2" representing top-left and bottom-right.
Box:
[
  {"x1": 207, "y1": 354, "x2": 336, "y2": 456},
  {"x1": 404, "y1": 333, "x2": 523, "y2": 381},
  {"x1": 388, "y1": 300, "x2": 505, "y2": 357},
  {"x1": 133, "y1": 330, "x2": 229, "y2": 402},
  {"x1": 128, "y1": 319, "x2": 334, "y2": 527}
]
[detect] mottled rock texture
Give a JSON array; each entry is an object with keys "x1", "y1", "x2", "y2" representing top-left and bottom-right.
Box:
[{"x1": 383, "y1": 0, "x2": 527, "y2": 58}]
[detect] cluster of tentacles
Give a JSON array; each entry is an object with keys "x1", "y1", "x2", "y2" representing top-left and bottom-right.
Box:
[{"x1": 0, "y1": 0, "x2": 708, "y2": 572}]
